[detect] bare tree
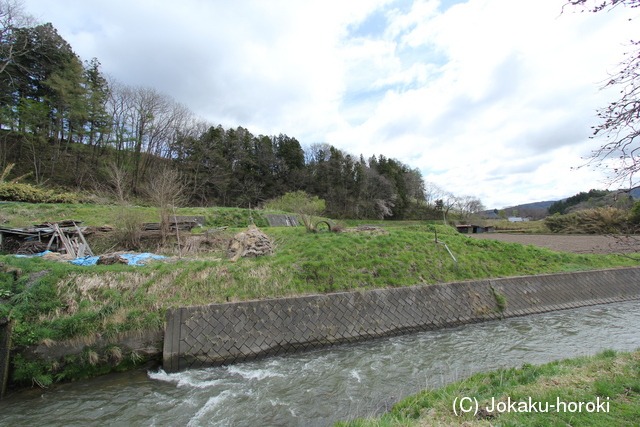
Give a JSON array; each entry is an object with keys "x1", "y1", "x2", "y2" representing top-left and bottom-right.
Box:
[
  {"x1": 145, "y1": 166, "x2": 186, "y2": 245},
  {"x1": 424, "y1": 182, "x2": 447, "y2": 208},
  {"x1": 105, "y1": 82, "x2": 196, "y2": 192},
  {"x1": 435, "y1": 192, "x2": 458, "y2": 225},
  {"x1": 566, "y1": 0, "x2": 640, "y2": 189},
  {"x1": 0, "y1": 0, "x2": 36, "y2": 76},
  {"x1": 456, "y1": 195, "x2": 486, "y2": 222},
  {"x1": 105, "y1": 161, "x2": 131, "y2": 204}
]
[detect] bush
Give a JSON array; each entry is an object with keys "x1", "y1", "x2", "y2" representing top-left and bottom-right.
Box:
[
  {"x1": 0, "y1": 182, "x2": 79, "y2": 204},
  {"x1": 543, "y1": 213, "x2": 574, "y2": 233},
  {"x1": 264, "y1": 191, "x2": 325, "y2": 232},
  {"x1": 628, "y1": 200, "x2": 640, "y2": 224},
  {"x1": 577, "y1": 207, "x2": 628, "y2": 233},
  {"x1": 112, "y1": 207, "x2": 146, "y2": 250},
  {"x1": 544, "y1": 207, "x2": 630, "y2": 234}
]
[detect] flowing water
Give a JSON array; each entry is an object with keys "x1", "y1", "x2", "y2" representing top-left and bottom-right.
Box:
[{"x1": 2, "y1": 300, "x2": 640, "y2": 426}]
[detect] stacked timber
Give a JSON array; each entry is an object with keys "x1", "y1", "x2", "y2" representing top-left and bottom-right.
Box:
[
  {"x1": 142, "y1": 220, "x2": 198, "y2": 232},
  {"x1": 45, "y1": 223, "x2": 94, "y2": 258}
]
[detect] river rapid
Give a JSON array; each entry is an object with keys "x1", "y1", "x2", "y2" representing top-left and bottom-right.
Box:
[{"x1": 1, "y1": 299, "x2": 639, "y2": 426}]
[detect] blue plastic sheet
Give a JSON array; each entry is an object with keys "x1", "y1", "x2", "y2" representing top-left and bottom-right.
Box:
[
  {"x1": 14, "y1": 250, "x2": 52, "y2": 258},
  {"x1": 69, "y1": 253, "x2": 167, "y2": 266},
  {"x1": 15, "y1": 251, "x2": 166, "y2": 266}
]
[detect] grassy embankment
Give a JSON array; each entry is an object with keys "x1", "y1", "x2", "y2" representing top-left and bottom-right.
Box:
[
  {"x1": 335, "y1": 349, "x2": 640, "y2": 427},
  {"x1": 0, "y1": 203, "x2": 637, "y2": 387}
]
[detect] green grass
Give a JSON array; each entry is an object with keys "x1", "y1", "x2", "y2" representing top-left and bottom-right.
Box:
[
  {"x1": 1, "y1": 223, "x2": 635, "y2": 347},
  {"x1": 335, "y1": 349, "x2": 640, "y2": 426},
  {"x1": 1, "y1": 203, "x2": 639, "y2": 387},
  {"x1": 0, "y1": 202, "x2": 270, "y2": 228}
]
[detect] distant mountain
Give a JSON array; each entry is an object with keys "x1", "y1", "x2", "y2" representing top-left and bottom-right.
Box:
[
  {"x1": 504, "y1": 200, "x2": 557, "y2": 210},
  {"x1": 483, "y1": 200, "x2": 558, "y2": 220},
  {"x1": 482, "y1": 201, "x2": 554, "y2": 220},
  {"x1": 484, "y1": 190, "x2": 640, "y2": 220}
]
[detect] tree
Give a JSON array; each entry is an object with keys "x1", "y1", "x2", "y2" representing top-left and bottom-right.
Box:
[
  {"x1": 264, "y1": 191, "x2": 325, "y2": 232},
  {"x1": 145, "y1": 165, "x2": 186, "y2": 245},
  {"x1": 566, "y1": 0, "x2": 640, "y2": 188},
  {"x1": 0, "y1": 0, "x2": 34, "y2": 76},
  {"x1": 434, "y1": 192, "x2": 457, "y2": 225},
  {"x1": 456, "y1": 195, "x2": 485, "y2": 221},
  {"x1": 83, "y1": 58, "x2": 111, "y2": 150}
]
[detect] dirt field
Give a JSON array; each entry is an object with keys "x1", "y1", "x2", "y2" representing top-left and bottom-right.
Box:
[{"x1": 468, "y1": 233, "x2": 640, "y2": 255}]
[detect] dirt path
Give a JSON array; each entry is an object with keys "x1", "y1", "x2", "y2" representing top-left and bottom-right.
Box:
[{"x1": 468, "y1": 233, "x2": 640, "y2": 255}]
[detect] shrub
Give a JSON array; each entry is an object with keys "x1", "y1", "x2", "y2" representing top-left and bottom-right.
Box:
[
  {"x1": 544, "y1": 207, "x2": 630, "y2": 234},
  {"x1": 576, "y1": 207, "x2": 628, "y2": 234},
  {"x1": 543, "y1": 213, "x2": 576, "y2": 233},
  {"x1": 112, "y1": 207, "x2": 146, "y2": 250},
  {"x1": 0, "y1": 182, "x2": 79, "y2": 204},
  {"x1": 264, "y1": 191, "x2": 326, "y2": 232},
  {"x1": 628, "y1": 200, "x2": 640, "y2": 224}
]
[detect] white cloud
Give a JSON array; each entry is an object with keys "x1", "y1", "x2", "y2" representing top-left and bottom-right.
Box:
[
  {"x1": 327, "y1": 0, "x2": 637, "y2": 207},
  {"x1": 22, "y1": 0, "x2": 639, "y2": 208}
]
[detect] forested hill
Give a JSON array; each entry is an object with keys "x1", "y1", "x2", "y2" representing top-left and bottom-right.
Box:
[{"x1": 1, "y1": 14, "x2": 483, "y2": 220}]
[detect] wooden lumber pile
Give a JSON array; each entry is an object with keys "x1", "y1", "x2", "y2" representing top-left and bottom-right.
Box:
[
  {"x1": 81, "y1": 226, "x2": 115, "y2": 235},
  {"x1": 15, "y1": 241, "x2": 48, "y2": 255},
  {"x1": 142, "y1": 220, "x2": 198, "y2": 232},
  {"x1": 33, "y1": 220, "x2": 82, "y2": 228},
  {"x1": 45, "y1": 223, "x2": 94, "y2": 258}
]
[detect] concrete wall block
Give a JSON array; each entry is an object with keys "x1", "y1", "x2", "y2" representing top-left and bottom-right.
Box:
[{"x1": 163, "y1": 267, "x2": 640, "y2": 372}]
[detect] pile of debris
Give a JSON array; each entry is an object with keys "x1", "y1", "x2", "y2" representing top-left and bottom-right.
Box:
[
  {"x1": 0, "y1": 220, "x2": 96, "y2": 257},
  {"x1": 226, "y1": 225, "x2": 273, "y2": 261},
  {"x1": 142, "y1": 220, "x2": 199, "y2": 232}
]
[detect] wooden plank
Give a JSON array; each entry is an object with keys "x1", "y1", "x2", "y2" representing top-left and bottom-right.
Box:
[
  {"x1": 50, "y1": 223, "x2": 75, "y2": 257},
  {"x1": 45, "y1": 233, "x2": 56, "y2": 251},
  {"x1": 73, "y1": 224, "x2": 94, "y2": 257}
]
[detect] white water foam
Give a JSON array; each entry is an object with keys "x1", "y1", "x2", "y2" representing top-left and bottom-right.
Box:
[
  {"x1": 148, "y1": 369, "x2": 223, "y2": 389},
  {"x1": 226, "y1": 365, "x2": 285, "y2": 380},
  {"x1": 187, "y1": 390, "x2": 233, "y2": 427}
]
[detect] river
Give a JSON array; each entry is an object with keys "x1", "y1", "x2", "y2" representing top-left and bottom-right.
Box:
[{"x1": 1, "y1": 299, "x2": 639, "y2": 426}]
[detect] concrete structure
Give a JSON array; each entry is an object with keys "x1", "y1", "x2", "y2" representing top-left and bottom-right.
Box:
[
  {"x1": 163, "y1": 267, "x2": 640, "y2": 372},
  {"x1": 263, "y1": 214, "x2": 300, "y2": 227},
  {"x1": 456, "y1": 224, "x2": 493, "y2": 234}
]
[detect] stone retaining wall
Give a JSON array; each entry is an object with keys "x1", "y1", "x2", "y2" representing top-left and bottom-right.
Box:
[{"x1": 163, "y1": 267, "x2": 640, "y2": 373}]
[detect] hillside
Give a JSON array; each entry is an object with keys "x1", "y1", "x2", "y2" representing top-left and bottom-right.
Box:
[
  {"x1": 493, "y1": 190, "x2": 639, "y2": 220},
  {"x1": 505, "y1": 200, "x2": 557, "y2": 210}
]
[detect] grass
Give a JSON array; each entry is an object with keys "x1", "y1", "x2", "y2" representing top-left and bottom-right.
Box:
[
  {"x1": 0, "y1": 202, "x2": 270, "y2": 228},
  {"x1": 1, "y1": 203, "x2": 639, "y2": 387},
  {"x1": 488, "y1": 219, "x2": 550, "y2": 233},
  {"x1": 335, "y1": 349, "x2": 640, "y2": 426},
  {"x1": 2, "y1": 224, "x2": 635, "y2": 347}
]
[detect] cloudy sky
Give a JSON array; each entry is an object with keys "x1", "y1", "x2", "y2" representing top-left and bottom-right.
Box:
[{"x1": 23, "y1": 0, "x2": 638, "y2": 209}]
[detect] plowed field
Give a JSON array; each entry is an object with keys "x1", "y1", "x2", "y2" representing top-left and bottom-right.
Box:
[{"x1": 468, "y1": 233, "x2": 640, "y2": 255}]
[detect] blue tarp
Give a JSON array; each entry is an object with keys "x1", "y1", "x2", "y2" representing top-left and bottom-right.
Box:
[
  {"x1": 69, "y1": 253, "x2": 167, "y2": 266},
  {"x1": 14, "y1": 250, "x2": 52, "y2": 258},
  {"x1": 15, "y1": 251, "x2": 166, "y2": 266}
]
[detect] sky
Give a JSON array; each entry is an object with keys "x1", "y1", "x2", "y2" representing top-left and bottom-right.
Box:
[{"x1": 22, "y1": 0, "x2": 638, "y2": 209}]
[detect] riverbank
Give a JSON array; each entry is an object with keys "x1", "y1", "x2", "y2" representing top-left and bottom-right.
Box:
[
  {"x1": 1, "y1": 204, "x2": 639, "y2": 389},
  {"x1": 2, "y1": 300, "x2": 639, "y2": 426},
  {"x1": 336, "y1": 348, "x2": 640, "y2": 427}
]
